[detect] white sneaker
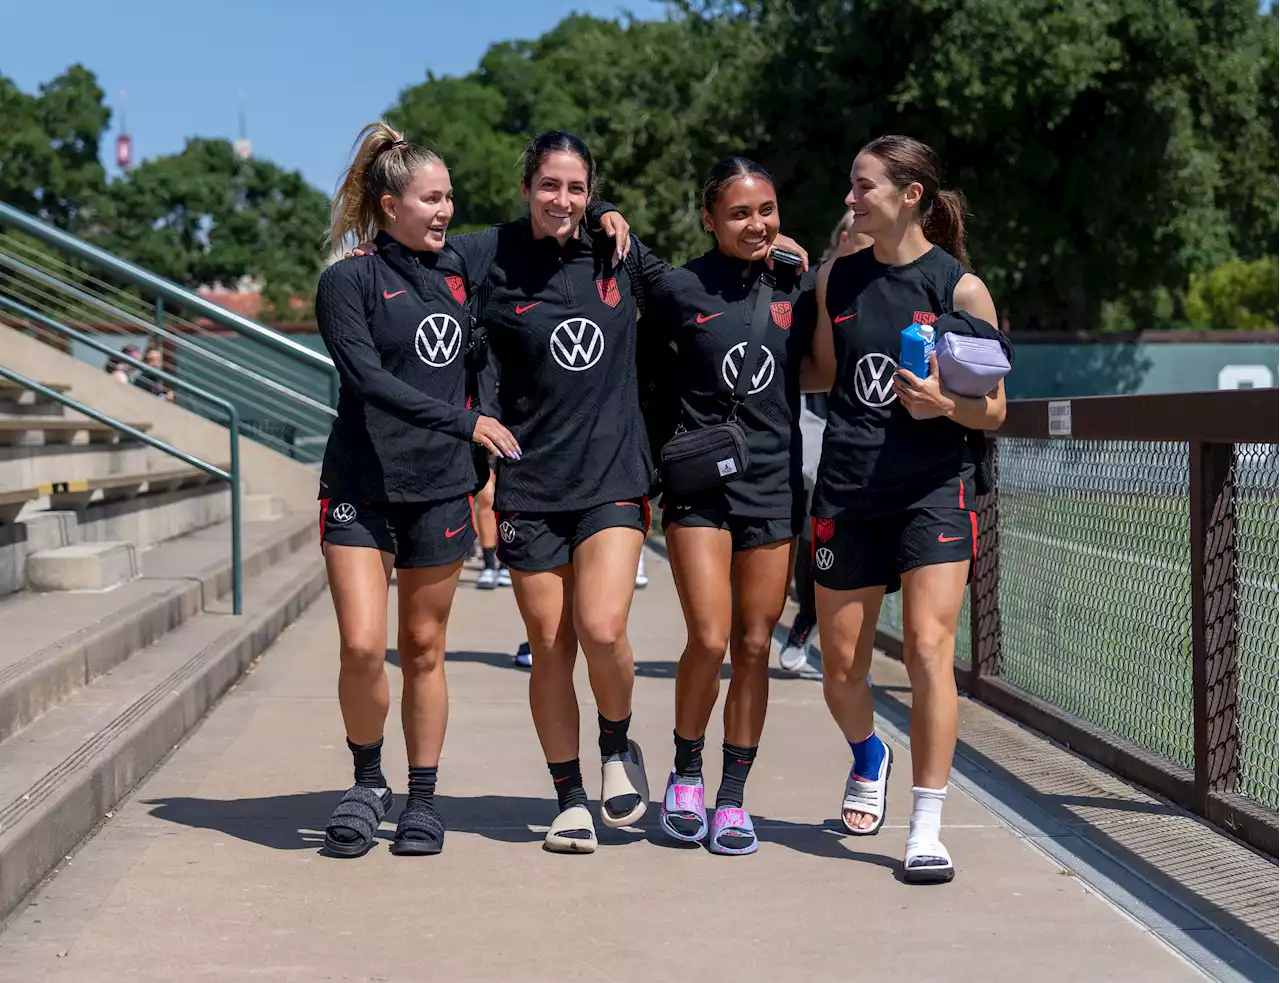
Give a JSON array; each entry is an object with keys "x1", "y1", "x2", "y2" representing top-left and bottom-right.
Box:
[
  {"x1": 497, "y1": 566, "x2": 512, "y2": 588},
  {"x1": 476, "y1": 567, "x2": 499, "y2": 590},
  {"x1": 779, "y1": 618, "x2": 817, "y2": 674},
  {"x1": 635, "y1": 551, "x2": 648, "y2": 589}
]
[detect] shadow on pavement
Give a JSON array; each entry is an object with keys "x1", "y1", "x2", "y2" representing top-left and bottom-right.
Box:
[
  {"x1": 385, "y1": 649, "x2": 517, "y2": 670},
  {"x1": 142, "y1": 792, "x2": 653, "y2": 852}
]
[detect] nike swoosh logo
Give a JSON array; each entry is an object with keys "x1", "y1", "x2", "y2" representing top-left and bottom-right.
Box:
[
  {"x1": 696, "y1": 312, "x2": 724, "y2": 324},
  {"x1": 938, "y1": 534, "x2": 965, "y2": 543},
  {"x1": 516, "y1": 302, "x2": 542, "y2": 314},
  {"x1": 444, "y1": 524, "x2": 469, "y2": 538},
  {"x1": 383, "y1": 289, "x2": 406, "y2": 300},
  {"x1": 834, "y1": 313, "x2": 858, "y2": 323}
]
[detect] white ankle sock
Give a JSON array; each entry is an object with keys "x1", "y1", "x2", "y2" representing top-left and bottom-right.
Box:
[{"x1": 908, "y1": 785, "x2": 948, "y2": 844}]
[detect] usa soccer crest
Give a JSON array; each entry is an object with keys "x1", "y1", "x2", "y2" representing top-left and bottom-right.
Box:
[{"x1": 597, "y1": 278, "x2": 621, "y2": 308}]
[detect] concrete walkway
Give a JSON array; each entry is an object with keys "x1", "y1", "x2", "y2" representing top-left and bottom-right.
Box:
[{"x1": 0, "y1": 547, "x2": 1205, "y2": 982}]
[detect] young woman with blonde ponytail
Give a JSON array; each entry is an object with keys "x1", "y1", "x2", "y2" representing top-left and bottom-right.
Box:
[
  {"x1": 315, "y1": 121, "x2": 521, "y2": 858},
  {"x1": 807, "y1": 135, "x2": 1005, "y2": 883}
]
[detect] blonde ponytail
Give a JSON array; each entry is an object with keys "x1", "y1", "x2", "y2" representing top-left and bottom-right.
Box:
[{"x1": 328, "y1": 121, "x2": 442, "y2": 250}]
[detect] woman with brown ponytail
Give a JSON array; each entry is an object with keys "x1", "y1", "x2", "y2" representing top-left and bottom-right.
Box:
[
  {"x1": 807, "y1": 135, "x2": 1006, "y2": 883},
  {"x1": 314, "y1": 121, "x2": 520, "y2": 858}
]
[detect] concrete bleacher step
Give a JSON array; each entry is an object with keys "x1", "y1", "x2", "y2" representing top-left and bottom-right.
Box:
[
  {"x1": 0, "y1": 381, "x2": 69, "y2": 417},
  {"x1": 0, "y1": 464, "x2": 236, "y2": 599},
  {"x1": 0, "y1": 512, "x2": 316, "y2": 746},
  {"x1": 0, "y1": 538, "x2": 326, "y2": 922},
  {"x1": 25, "y1": 541, "x2": 139, "y2": 591},
  {"x1": 0, "y1": 417, "x2": 152, "y2": 445}
]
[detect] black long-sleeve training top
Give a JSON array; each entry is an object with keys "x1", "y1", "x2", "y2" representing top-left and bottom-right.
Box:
[
  {"x1": 451, "y1": 218, "x2": 660, "y2": 513},
  {"x1": 647, "y1": 249, "x2": 817, "y2": 518},
  {"x1": 315, "y1": 231, "x2": 479, "y2": 504}
]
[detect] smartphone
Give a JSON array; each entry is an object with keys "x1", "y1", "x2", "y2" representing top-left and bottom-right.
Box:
[{"x1": 770, "y1": 247, "x2": 804, "y2": 269}]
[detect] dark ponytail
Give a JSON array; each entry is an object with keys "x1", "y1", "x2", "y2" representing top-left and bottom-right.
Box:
[{"x1": 860, "y1": 135, "x2": 970, "y2": 269}]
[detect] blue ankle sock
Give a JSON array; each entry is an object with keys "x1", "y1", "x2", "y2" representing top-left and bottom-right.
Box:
[{"x1": 849, "y1": 733, "x2": 886, "y2": 780}]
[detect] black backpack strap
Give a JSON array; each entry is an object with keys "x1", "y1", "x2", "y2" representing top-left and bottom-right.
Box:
[{"x1": 729, "y1": 271, "x2": 777, "y2": 417}]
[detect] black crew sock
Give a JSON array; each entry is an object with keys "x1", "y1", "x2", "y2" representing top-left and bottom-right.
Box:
[
  {"x1": 407, "y1": 765, "x2": 438, "y2": 808},
  {"x1": 717, "y1": 742, "x2": 758, "y2": 809},
  {"x1": 348, "y1": 737, "x2": 387, "y2": 789},
  {"x1": 673, "y1": 731, "x2": 705, "y2": 782},
  {"x1": 598, "y1": 712, "x2": 632, "y2": 759},
  {"x1": 548, "y1": 759, "x2": 590, "y2": 812},
  {"x1": 482, "y1": 547, "x2": 497, "y2": 570}
]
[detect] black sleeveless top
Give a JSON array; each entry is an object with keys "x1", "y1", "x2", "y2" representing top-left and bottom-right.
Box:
[{"x1": 812, "y1": 245, "x2": 974, "y2": 519}]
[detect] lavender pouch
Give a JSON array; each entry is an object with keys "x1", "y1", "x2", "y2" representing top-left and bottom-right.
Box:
[{"x1": 936, "y1": 333, "x2": 1010, "y2": 397}]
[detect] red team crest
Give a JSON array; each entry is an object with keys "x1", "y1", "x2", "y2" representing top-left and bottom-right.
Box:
[
  {"x1": 597, "y1": 278, "x2": 621, "y2": 308},
  {"x1": 912, "y1": 311, "x2": 938, "y2": 325},
  {"x1": 770, "y1": 301, "x2": 793, "y2": 329},
  {"x1": 814, "y1": 517, "x2": 835, "y2": 543},
  {"x1": 445, "y1": 276, "x2": 467, "y2": 305}
]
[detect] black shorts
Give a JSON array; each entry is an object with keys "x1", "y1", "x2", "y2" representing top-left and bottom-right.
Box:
[
  {"x1": 810, "y1": 507, "x2": 976, "y2": 594},
  {"x1": 661, "y1": 502, "x2": 798, "y2": 553},
  {"x1": 496, "y1": 498, "x2": 649, "y2": 573},
  {"x1": 320, "y1": 496, "x2": 476, "y2": 569}
]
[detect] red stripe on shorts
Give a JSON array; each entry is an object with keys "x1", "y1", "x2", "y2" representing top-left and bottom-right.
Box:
[
  {"x1": 318, "y1": 498, "x2": 329, "y2": 550},
  {"x1": 969, "y1": 510, "x2": 979, "y2": 565}
]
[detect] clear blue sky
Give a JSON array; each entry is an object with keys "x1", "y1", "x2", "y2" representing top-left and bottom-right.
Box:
[{"x1": 4, "y1": 0, "x2": 659, "y2": 195}]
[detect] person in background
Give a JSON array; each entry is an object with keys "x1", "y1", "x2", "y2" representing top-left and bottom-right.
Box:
[
  {"x1": 472, "y1": 357, "x2": 511, "y2": 590},
  {"x1": 133, "y1": 346, "x2": 175, "y2": 401},
  {"x1": 104, "y1": 355, "x2": 132, "y2": 384},
  {"x1": 779, "y1": 210, "x2": 873, "y2": 674}
]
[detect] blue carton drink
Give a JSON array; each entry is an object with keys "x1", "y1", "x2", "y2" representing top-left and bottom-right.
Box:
[{"x1": 899, "y1": 323, "x2": 935, "y2": 379}]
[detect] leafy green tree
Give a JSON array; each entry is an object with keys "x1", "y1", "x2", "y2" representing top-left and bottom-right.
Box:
[
  {"x1": 0, "y1": 65, "x2": 109, "y2": 228},
  {"x1": 1184, "y1": 257, "x2": 1279, "y2": 332},
  {"x1": 390, "y1": 13, "x2": 766, "y2": 263},
  {"x1": 92, "y1": 138, "x2": 330, "y2": 318}
]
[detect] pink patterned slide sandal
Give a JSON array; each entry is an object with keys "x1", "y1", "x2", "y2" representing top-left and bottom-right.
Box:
[
  {"x1": 708, "y1": 806, "x2": 758, "y2": 856},
  {"x1": 659, "y1": 771, "x2": 707, "y2": 843}
]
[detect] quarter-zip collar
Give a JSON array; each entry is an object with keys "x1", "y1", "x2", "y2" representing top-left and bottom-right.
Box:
[
  {"x1": 375, "y1": 230, "x2": 445, "y2": 301},
  {"x1": 517, "y1": 217, "x2": 597, "y2": 265}
]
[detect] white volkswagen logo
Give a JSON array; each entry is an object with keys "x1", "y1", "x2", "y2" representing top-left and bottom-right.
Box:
[
  {"x1": 331, "y1": 502, "x2": 357, "y2": 525},
  {"x1": 415, "y1": 313, "x2": 462, "y2": 367},
  {"x1": 499, "y1": 521, "x2": 516, "y2": 544},
  {"x1": 721, "y1": 342, "x2": 776, "y2": 395},
  {"x1": 550, "y1": 317, "x2": 604, "y2": 372},
  {"x1": 814, "y1": 547, "x2": 834, "y2": 571},
  {"x1": 853, "y1": 352, "x2": 898, "y2": 408}
]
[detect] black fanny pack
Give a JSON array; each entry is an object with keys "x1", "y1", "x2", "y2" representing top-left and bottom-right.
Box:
[{"x1": 659, "y1": 272, "x2": 776, "y2": 497}]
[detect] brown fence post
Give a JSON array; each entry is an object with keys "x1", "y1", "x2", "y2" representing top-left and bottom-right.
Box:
[
  {"x1": 1189, "y1": 440, "x2": 1239, "y2": 816},
  {"x1": 969, "y1": 437, "x2": 1002, "y2": 691}
]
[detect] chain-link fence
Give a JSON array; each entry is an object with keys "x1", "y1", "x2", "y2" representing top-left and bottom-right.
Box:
[
  {"x1": 997, "y1": 438, "x2": 1196, "y2": 765},
  {"x1": 1234, "y1": 443, "x2": 1279, "y2": 810}
]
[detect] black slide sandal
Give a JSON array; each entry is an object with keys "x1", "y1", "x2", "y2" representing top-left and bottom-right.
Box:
[
  {"x1": 391, "y1": 800, "x2": 445, "y2": 856},
  {"x1": 323, "y1": 785, "x2": 393, "y2": 857}
]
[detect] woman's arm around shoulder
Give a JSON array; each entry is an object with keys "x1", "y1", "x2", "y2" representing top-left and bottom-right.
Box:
[{"x1": 800, "y1": 260, "x2": 836, "y2": 392}]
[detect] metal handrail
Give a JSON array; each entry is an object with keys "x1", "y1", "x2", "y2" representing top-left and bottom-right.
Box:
[
  {"x1": 0, "y1": 250, "x2": 335, "y2": 420},
  {"x1": 0, "y1": 200, "x2": 334, "y2": 375},
  {"x1": 0, "y1": 363, "x2": 244, "y2": 615}
]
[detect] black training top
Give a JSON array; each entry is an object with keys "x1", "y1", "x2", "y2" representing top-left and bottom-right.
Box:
[
  {"x1": 812, "y1": 245, "x2": 975, "y2": 518},
  {"x1": 315, "y1": 231, "x2": 479, "y2": 504},
  {"x1": 649, "y1": 249, "x2": 816, "y2": 518},
  {"x1": 452, "y1": 218, "x2": 657, "y2": 513}
]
